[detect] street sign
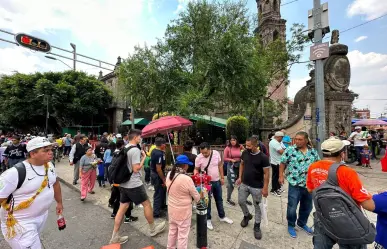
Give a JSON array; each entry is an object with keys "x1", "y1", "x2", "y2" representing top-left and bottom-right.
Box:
[
  {"x1": 304, "y1": 115, "x2": 312, "y2": 120},
  {"x1": 310, "y1": 42, "x2": 329, "y2": 61},
  {"x1": 14, "y1": 33, "x2": 51, "y2": 53}
]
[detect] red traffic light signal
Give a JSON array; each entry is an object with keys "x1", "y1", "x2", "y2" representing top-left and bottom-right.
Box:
[{"x1": 15, "y1": 33, "x2": 51, "y2": 53}]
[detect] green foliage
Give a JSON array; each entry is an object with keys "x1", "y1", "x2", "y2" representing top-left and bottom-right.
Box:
[
  {"x1": 195, "y1": 119, "x2": 209, "y2": 141},
  {"x1": 226, "y1": 116, "x2": 249, "y2": 143},
  {"x1": 0, "y1": 71, "x2": 112, "y2": 132}
]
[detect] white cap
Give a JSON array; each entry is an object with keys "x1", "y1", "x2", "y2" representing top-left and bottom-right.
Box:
[
  {"x1": 116, "y1": 134, "x2": 122, "y2": 138},
  {"x1": 274, "y1": 131, "x2": 285, "y2": 137},
  {"x1": 321, "y1": 137, "x2": 351, "y2": 155},
  {"x1": 26, "y1": 137, "x2": 53, "y2": 152},
  {"x1": 355, "y1": 126, "x2": 361, "y2": 130}
]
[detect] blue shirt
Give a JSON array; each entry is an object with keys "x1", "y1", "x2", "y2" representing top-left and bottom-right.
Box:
[
  {"x1": 280, "y1": 145, "x2": 320, "y2": 187},
  {"x1": 104, "y1": 149, "x2": 113, "y2": 163},
  {"x1": 373, "y1": 192, "x2": 387, "y2": 248},
  {"x1": 150, "y1": 149, "x2": 166, "y2": 174}
]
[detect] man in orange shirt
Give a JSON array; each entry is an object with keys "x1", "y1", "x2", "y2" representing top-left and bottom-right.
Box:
[{"x1": 307, "y1": 137, "x2": 376, "y2": 249}]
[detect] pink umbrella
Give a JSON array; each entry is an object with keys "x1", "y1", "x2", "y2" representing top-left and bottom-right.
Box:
[
  {"x1": 141, "y1": 116, "x2": 193, "y2": 163},
  {"x1": 352, "y1": 119, "x2": 387, "y2": 126}
]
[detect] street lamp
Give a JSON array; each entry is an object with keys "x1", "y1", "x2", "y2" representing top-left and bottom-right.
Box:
[
  {"x1": 45, "y1": 55, "x2": 72, "y2": 70},
  {"x1": 37, "y1": 94, "x2": 49, "y2": 136},
  {"x1": 70, "y1": 43, "x2": 76, "y2": 71}
]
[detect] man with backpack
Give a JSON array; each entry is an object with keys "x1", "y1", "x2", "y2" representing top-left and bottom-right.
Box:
[
  {"x1": 109, "y1": 129, "x2": 166, "y2": 245},
  {"x1": 0, "y1": 137, "x2": 64, "y2": 248},
  {"x1": 307, "y1": 137, "x2": 376, "y2": 248}
]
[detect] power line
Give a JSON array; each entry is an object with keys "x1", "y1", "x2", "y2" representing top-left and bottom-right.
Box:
[{"x1": 281, "y1": 0, "x2": 299, "y2": 6}]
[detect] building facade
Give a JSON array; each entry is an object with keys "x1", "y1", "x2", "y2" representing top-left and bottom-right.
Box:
[
  {"x1": 354, "y1": 108, "x2": 371, "y2": 119},
  {"x1": 256, "y1": 0, "x2": 288, "y2": 122}
]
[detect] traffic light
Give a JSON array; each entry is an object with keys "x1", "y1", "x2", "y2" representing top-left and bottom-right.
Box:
[{"x1": 15, "y1": 33, "x2": 51, "y2": 53}]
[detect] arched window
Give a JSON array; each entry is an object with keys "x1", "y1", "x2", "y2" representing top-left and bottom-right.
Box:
[
  {"x1": 273, "y1": 30, "x2": 279, "y2": 41},
  {"x1": 273, "y1": 0, "x2": 278, "y2": 11}
]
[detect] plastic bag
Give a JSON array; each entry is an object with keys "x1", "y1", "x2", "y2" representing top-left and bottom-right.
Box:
[{"x1": 259, "y1": 197, "x2": 268, "y2": 227}]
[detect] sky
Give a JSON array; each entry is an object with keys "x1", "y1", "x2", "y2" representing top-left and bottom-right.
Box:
[{"x1": 0, "y1": 0, "x2": 386, "y2": 118}]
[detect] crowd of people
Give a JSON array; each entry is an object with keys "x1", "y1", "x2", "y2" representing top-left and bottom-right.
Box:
[{"x1": 0, "y1": 128, "x2": 386, "y2": 249}]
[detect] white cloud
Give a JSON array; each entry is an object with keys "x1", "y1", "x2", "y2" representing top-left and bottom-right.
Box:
[
  {"x1": 354, "y1": 36, "x2": 367, "y2": 42},
  {"x1": 347, "y1": 0, "x2": 387, "y2": 20},
  {"x1": 0, "y1": 0, "x2": 158, "y2": 62},
  {"x1": 174, "y1": 0, "x2": 192, "y2": 14},
  {"x1": 288, "y1": 77, "x2": 309, "y2": 99}
]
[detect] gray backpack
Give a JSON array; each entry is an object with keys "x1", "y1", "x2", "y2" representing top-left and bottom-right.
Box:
[{"x1": 312, "y1": 163, "x2": 376, "y2": 245}]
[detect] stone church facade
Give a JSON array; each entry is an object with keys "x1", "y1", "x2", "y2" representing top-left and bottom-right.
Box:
[{"x1": 256, "y1": 0, "x2": 288, "y2": 122}]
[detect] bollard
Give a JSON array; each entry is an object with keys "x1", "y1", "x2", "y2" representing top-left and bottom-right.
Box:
[{"x1": 196, "y1": 202, "x2": 208, "y2": 249}]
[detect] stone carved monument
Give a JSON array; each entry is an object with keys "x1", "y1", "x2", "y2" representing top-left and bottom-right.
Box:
[{"x1": 264, "y1": 30, "x2": 357, "y2": 142}]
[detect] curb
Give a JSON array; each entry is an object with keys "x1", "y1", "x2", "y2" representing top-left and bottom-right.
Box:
[{"x1": 57, "y1": 176, "x2": 81, "y2": 193}]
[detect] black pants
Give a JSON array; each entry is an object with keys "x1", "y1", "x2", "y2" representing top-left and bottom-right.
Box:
[
  {"x1": 271, "y1": 164, "x2": 280, "y2": 192},
  {"x1": 144, "y1": 166, "x2": 151, "y2": 184},
  {"x1": 97, "y1": 175, "x2": 105, "y2": 186},
  {"x1": 64, "y1": 146, "x2": 71, "y2": 156},
  {"x1": 151, "y1": 172, "x2": 166, "y2": 216},
  {"x1": 110, "y1": 186, "x2": 133, "y2": 216}
]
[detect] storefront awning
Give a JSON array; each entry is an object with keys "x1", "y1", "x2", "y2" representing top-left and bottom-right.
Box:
[
  {"x1": 121, "y1": 118, "x2": 150, "y2": 126},
  {"x1": 189, "y1": 115, "x2": 227, "y2": 128}
]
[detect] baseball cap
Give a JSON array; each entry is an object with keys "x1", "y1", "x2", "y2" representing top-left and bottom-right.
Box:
[
  {"x1": 282, "y1": 135, "x2": 291, "y2": 143},
  {"x1": 355, "y1": 126, "x2": 361, "y2": 130},
  {"x1": 175, "y1": 155, "x2": 193, "y2": 166},
  {"x1": 321, "y1": 137, "x2": 350, "y2": 155},
  {"x1": 275, "y1": 131, "x2": 284, "y2": 137},
  {"x1": 26, "y1": 137, "x2": 53, "y2": 152}
]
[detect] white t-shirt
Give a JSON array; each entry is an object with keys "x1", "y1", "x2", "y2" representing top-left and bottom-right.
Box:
[
  {"x1": 349, "y1": 131, "x2": 369, "y2": 147},
  {"x1": 269, "y1": 139, "x2": 283, "y2": 165},
  {"x1": 0, "y1": 161, "x2": 57, "y2": 223}
]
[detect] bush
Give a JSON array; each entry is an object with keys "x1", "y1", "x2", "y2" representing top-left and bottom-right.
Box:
[{"x1": 226, "y1": 116, "x2": 250, "y2": 143}]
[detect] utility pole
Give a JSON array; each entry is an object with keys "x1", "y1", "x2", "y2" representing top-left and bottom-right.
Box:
[
  {"x1": 70, "y1": 43, "x2": 76, "y2": 70},
  {"x1": 45, "y1": 95, "x2": 49, "y2": 136},
  {"x1": 310, "y1": 0, "x2": 329, "y2": 157},
  {"x1": 130, "y1": 96, "x2": 135, "y2": 130}
]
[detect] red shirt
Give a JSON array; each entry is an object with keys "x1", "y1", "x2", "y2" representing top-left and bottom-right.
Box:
[{"x1": 307, "y1": 160, "x2": 372, "y2": 205}]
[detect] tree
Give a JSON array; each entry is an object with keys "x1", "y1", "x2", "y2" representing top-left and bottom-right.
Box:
[
  {"x1": 226, "y1": 116, "x2": 249, "y2": 143},
  {"x1": 0, "y1": 71, "x2": 112, "y2": 132},
  {"x1": 119, "y1": 0, "x2": 308, "y2": 122}
]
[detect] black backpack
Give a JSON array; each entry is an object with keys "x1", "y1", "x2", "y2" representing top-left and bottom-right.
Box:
[
  {"x1": 2, "y1": 162, "x2": 26, "y2": 204},
  {"x1": 108, "y1": 146, "x2": 136, "y2": 184},
  {"x1": 312, "y1": 163, "x2": 376, "y2": 245}
]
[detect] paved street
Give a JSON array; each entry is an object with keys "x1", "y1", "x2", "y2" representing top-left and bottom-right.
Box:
[{"x1": 1, "y1": 159, "x2": 385, "y2": 249}]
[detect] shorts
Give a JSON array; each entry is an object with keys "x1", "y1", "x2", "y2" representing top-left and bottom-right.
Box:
[
  {"x1": 120, "y1": 185, "x2": 148, "y2": 205},
  {"x1": 1, "y1": 212, "x2": 48, "y2": 249}
]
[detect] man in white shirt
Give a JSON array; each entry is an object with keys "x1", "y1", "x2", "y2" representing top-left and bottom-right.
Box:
[
  {"x1": 349, "y1": 126, "x2": 371, "y2": 166},
  {"x1": 269, "y1": 131, "x2": 285, "y2": 197},
  {"x1": 0, "y1": 137, "x2": 64, "y2": 249}
]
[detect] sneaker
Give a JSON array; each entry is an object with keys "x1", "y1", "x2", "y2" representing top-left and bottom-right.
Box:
[
  {"x1": 220, "y1": 217, "x2": 233, "y2": 224},
  {"x1": 246, "y1": 200, "x2": 252, "y2": 205},
  {"x1": 207, "y1": 220, "x2": 214, "y2": 230},
  {"x1": 273, "y1": 191, "x2": 282, "y2": 197},
  {"x1": 89, "y1": 191, "x2": 95, "y2": 194},
  {"x1": 362, "y1": 164, "x2": 366, "y2": 168},
  {"x1": 124, "y1": 216, "x2": 139, "y2": 223},
  {"x1": 296, "y1": 224, "x2": 313, "y2": 235},
  {"x1": 110, "y1": 214, "x2": 116, "y2": 219},
  {"x1": 148, "y1": 186, "x2": 155, "y2": 191},
  {"x1": 102, "y1": 184, "x2": 106, "y2": 188},
  {"x1": 254, "y1": 223, "x2": 262, "y2": 240},
  {"x1": 288, "y1": 226, "x2": 297, "y2": 238},
  {"x1": 149, "y1": 221, "x2": 166, "y2": 237},
  {"x1": 136, "y1": 204, "x2": 144, "y2": 209},
  {"x1": 226, "y1": 199, "x2": 236, "y2": 206},
  {"x1": 110, "y1": 233, "x2": 129, "y2": 244},
  {"x1": 279, "y1": 187, "x2": 286, "y2": 193},
  {"x1": 108, "y1": 204, "x2": 113, "y2": 208},
  {"x1": 73, "y1": 181, "x2": 77, "y2": 185},
  {"x1": 240, "y1": 213, "x2": 253, "y2": 228},
  {"x1": 80, "y1": 198, "x2": 85, "y2": 202}
]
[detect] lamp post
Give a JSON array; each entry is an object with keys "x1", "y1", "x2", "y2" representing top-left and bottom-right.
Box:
[
  {"x1": 37, "y1": 94, "x2": 49, "y2": 136},
  {"x1": 70, "y1": 43, "x2": 76, "y2": 70},
  {"x1": 45, "y1": 56, "x2": 73, "y2": 70}
]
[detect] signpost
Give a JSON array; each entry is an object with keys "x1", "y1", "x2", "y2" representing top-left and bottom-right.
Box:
[{"x1": 310, "y1": 42, "x2": 329, "y2": 61}]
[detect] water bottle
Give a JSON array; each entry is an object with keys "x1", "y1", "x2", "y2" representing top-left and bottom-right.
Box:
[{"x1": 57, "y1": 214, "x2": 66, "y2": 231}]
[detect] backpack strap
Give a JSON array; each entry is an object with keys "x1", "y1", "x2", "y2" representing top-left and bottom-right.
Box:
[
  {"x1": 326, "y1": 162, "x2": 344, "y2": 186},
  {"x1": 6, "y1": 162, "x2": 26, "y2": 204},
  {"x1": 203, "y1": 150, "x2": 213, "y2": 174}
]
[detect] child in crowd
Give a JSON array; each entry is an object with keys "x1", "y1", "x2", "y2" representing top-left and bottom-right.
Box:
[
  {"x1": 360, "y1": 144, "x2": 372, "y2": 169},
  {"x1": 97, "y1": 161, "x2": 105, "y2": 187}
]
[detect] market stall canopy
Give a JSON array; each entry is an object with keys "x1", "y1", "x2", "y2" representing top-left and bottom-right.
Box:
[
  {"x1": 352, "y1": 119, "x2": 387, "y2": 126},
  {"x1": 141, "y1": 116, "x2": 193, "y2": 138},
  {"x1": 189, "y1": 115, "x2": 227, "y2": 128},
  {"x1": 121, "y1": 118, "x2": 150, "y2": 126}
]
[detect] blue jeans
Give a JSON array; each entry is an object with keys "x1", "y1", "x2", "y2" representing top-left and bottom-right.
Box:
[
  {"x1": 207, "y1": 180, "x2": 225, "y2": 220},
  {"x1": 355, "y1": 146, "x2": 363, "y2": 164},
  {"x1": 287, "y1": 184, "x2": 313, "y2": 227}
]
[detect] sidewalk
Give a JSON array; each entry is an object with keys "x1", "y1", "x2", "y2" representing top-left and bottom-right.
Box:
[{"x1": 55, "y1": 159, "x2": 385, "y2": 249}]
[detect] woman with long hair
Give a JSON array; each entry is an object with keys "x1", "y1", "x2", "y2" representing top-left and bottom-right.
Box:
[
  {"x1": 166, "y1": 155, "x2": 201, "y2": 249},
  {"x1": 223, "y1": 135, "x2": 244, "y2": 206}
]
